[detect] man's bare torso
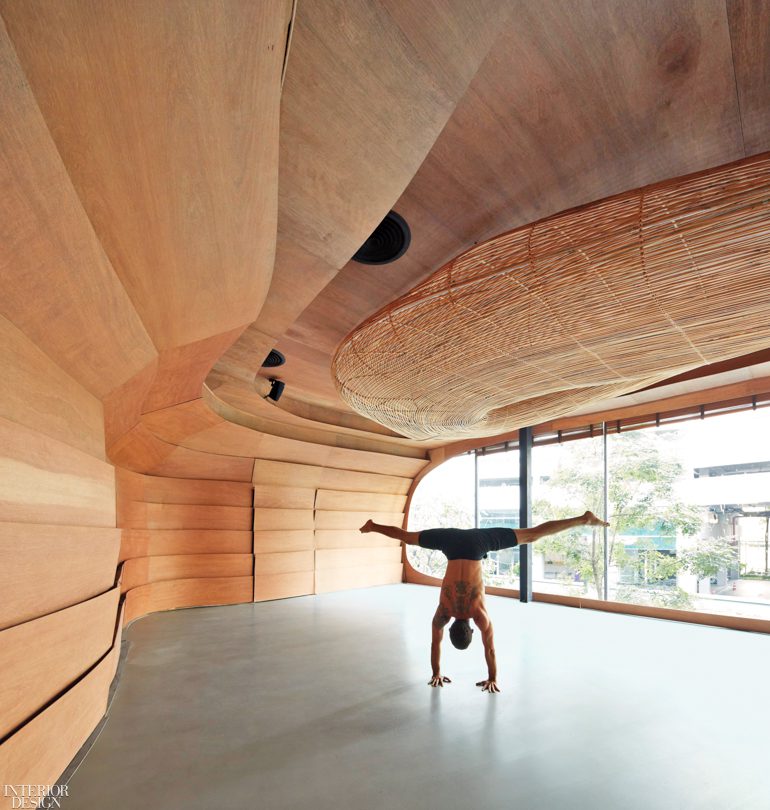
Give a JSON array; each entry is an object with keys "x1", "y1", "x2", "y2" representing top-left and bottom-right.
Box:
[{"x1": 439, "y1": 559, "x2": 486, "y2": 620}]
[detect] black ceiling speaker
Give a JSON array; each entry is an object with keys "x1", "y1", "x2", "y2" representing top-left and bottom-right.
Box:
[
  {"x1": 352, "y1": 210, "x2": 411, "y2": 265},
  {"x1": 262, "y1": 349, "x2": 286, "y2": 368},
  {"x1": 267, "y1": 379, "x2": 285, "y2": 402}
]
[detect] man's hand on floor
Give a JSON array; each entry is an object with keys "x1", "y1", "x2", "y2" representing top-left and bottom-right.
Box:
[
  {"x1": 476, "y1": 679, "x2": 501, "y2": 693},
  {"x1": 428, "y1": 674, "x2": 452, "y2": 687}
]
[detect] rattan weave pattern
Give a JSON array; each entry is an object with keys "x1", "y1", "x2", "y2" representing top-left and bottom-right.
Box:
[{"x1": 332, "y1": 153, "x2": 770, "y2": 440}]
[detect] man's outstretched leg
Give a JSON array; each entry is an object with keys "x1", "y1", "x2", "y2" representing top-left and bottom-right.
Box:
[
  {"x1": 360, "y1": 519, "x2": 421, "y2": 545},
  {"x1": 515, "y1": 511, "x2": 608, "y2": 545}
]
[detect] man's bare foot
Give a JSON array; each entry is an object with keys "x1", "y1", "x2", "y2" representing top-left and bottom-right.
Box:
[
  {"x1": 583, "y1": 510, "x2": 609, "y2": 528},
  {"x1": 360, "y1": 519, "x2": 374, "y2": 533}
]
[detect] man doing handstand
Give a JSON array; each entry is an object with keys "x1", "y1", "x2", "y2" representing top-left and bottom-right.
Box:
[{"x1": 360, "y1": 511, "x2": 609, "y2": 693}]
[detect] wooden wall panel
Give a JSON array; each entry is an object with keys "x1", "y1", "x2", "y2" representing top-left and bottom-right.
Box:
[
  {"x1": 116, "y1": 469, "x2": 253, "y2": 507},
  {"x1": 252, "y1": 459, "x2": 411, "y2": 494},
  {"x1": 253, "y1": 508, "x2": 314, "y2": 531},
  {"x1": 0, "y1": 418, "x2": 115, "y2": 527},
  {"x1": 119, "y1": 502, "x2": 252, "y2": 531},
  {"x1": 120, "y1": 529, "x2": 252, "y2": 561},
  {"x1": 0, "y1": 524, "x2": 120, "y2": 630},
  {"x1": 252, "y1": 530, "x2": 315, "y2": 554},
  {"x1": 314, "y1": 511, "x2": 404, "y2": 531},
  {"x1": 315, "y1": 547, "x2": 402, "y2": 570},
  {"x1": 0, "y1": 588, "x2": 119, "y2": 739},
  {"x1": 121, "y1": 554, "x2": 253, "y2": 591},
  {"x1": 0, "y1": 315, "x2": 106, "y2": 459},
  {"x1": 253, "y1": 485, "x2": 315, "y2": 509},
  {"x1": 1, "y1": 0, "x2": 289, "y2": 350},
  {"x1": 0, "y1": 634, "x2": 120, "y2": 798},
  {"x1": 315, "y1": 564, "x2": 403, "y2": 595},
  {"x1": 254, "y1": 551, "x2": 314, "y2": 576},
  {"x1": 0, "y1": 16, "x2": 156, "y2": 399},
  {"x1": 254, "y1": 572, "x2": 314, "y2": 602},
  {"x1": 314, "y1": 530, "x2": 400, "y2": 550},
  {"x1": 315, "y1": 490, "x2": 407, "y2": 513},
  {"x1": 123, "y1": 577, "x2": 254, "y2": 624}
]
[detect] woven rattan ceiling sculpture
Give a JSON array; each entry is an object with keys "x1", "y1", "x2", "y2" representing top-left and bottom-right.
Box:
[{"x1": 332, "y1": 153, "x2": 770, "y2": 441}]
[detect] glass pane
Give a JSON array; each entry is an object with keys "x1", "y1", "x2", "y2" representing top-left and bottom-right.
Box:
[
  {"x1": 405, "y1": 453, "x2": 474, "y2": 579},
  {"x1": 532, "y1": 436, "x2": 606, "y2": 599},
  {"x1": 606, "y1": 407, "x2": 770, "y2": 621},
  {"x1": 477, "y1": 449, "x2": 520, "y2": 589}
]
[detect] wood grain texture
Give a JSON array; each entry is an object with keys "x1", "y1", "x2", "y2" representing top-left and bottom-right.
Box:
[
  {"x1": 0, "y1": 16, "x2": 155, "y2": 399},
  {"x1": 252, "y1": 485, "x2": 316, "y2": 510},
  {"x1": 119, "y1": 502, "x2": 252, "y2": 531},
  {"x1": 254, "y1": 571, "x2": 314, "y2": 602},
  {"x1": 252, "y1": 460, "x2": 411, "y2": 494},
  {"x1": 103, "y1": 362, "x2": 159, "y2": 452},
  {"x1": 279, "y1": 0, "x2": 507, "y2": 268},
  {"x1": 314, "y1": 530, "x2": 400, "y2": 550},
  {"x1": 254, "y1": 551, "x2": 314, "y2": 576},
  {"x1": 313, "y1": 511, "x2": 404, "y2": 531},
  {"x1": 1, "y1": 0, "x2": 288, "y2": 349},
  {"x1": 253, "y1": 508, "x2": 314, "y2": 531},
  {"x1": 116, "y1": 469, "x2": 253, "y2": 508},
  {"x1": 140, "y1": 327, "x2": 247, "y2": 413},
  {"x1": 252, "y1": 530, "x2": 315, "y2": 554},
  {"x1": 123, "y1": 577, "x2": 253, "y2": 624},
  {"x1": 314, "y1": 490, "x2": 407, "y2": 513},
  {"x1": 109, "y1": 423, "x2": 253, "y2": 481},
  {"x1": 0, "y1": 418, "x2": 115, "y2": 527},
  {"x1": 120, "y1": 529, "x2": 252, "y2": 561},
  {"x1": 0, "y1": 588, "x2": 119, "y2": 739},
  {"x1": 728, "y1": 0, "x2": 770, "y2": 154},
  {"x1": 0, "y1": 523, "x2": 120, "y2": 630},
  {"x1": 121, "y1": 555, "x2": 254, "y2": 591},
  {"x1": 314, "y1": 563, "x2": 403, "y2": 594},
  {"x1": 0, "y1": 315, "x2": 106, "y2": 459},
  {"x1": 315, "y1": 547, "x2": 402, "y2": 570},
  {"x1": 0, "y1": 634, "x2": 120, "y2": 795}
]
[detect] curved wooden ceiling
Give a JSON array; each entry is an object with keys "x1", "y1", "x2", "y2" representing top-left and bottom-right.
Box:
[{"x1": 2, "y1": 0, "x2": 770, "y2": 453}]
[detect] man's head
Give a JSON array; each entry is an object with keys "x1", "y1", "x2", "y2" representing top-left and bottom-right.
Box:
[{"x1": 448, "y1": 619, "x2": 474, "y2": 650}]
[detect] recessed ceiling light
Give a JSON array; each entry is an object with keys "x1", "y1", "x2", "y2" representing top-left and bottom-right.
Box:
[{"x1": 353, "y1": 210, "x2": 411, "y2": 265}]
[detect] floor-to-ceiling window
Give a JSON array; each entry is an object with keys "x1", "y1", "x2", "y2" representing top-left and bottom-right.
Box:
[{"x1": 407, "y1": 399, "x2": 770, "y2": 624}]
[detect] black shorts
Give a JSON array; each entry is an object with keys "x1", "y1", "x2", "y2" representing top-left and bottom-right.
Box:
[{"x1": 418, "y1": 527, "x2": 518, "y2": 560}]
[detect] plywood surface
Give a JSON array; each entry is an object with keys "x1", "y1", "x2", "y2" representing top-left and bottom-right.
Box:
[
  {"x1": 253, "y1": 508, "x2": 314, "y2": 531},
  {"x1": 252, "y1": 530, "x2": 315, "y2": 554},
  {"x1": 116, "y1": 469, "x2": 253, "y2": 508},
  {"x1": 254, "y1": 571, "x2": 314, "y2": 602},
  {"x1": 0, "y1": 523, "x2": 120, "y2": 630},
  {"x1": 0, "y1": 418, "x2": 115, "y2": 527},
  {"x1": 0, "y1": 636, "x2": 119, "y2": 797},
  {"x1": 120, "y1": 529, "x2": 253, "y2": 561},
  {"x1": 123, "y1": 577, "x2": 253, "y2": 624},
  {"x1": 1, "y1": 0, "x2": 289, "y2": 349},
  {"x1": 0, "y1": 16, "x2": 156, "y2": 399},
  {"x1": 0, "y1": 588, "x2": 119, "y2": 739},
  {"x1": 119, "y1": 502, "x2": 252, "y2": 531},
  {"x1": 252, "y1": 485, "x2": 316, "y2": 510},
  {"x1": 314, "y1": 563, "x2": 403, "y2": 594},
  {"x1": 254, "y1": 551, "x2": 314, "y2": 576},
  {"x1": 313, "y1": 511, "x2": 404, "y2": 531},
  {"x1": 121, "y1": 555, "x2": 254, "y2": 591},
  {"x1": 252, "y1": 460, "x2": 411, "y2": 495},
  {"x1": 315, "y1": 490, "x2": 407, "y2": 513}
]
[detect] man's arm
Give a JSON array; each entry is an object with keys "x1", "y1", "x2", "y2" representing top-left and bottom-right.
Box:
[
  {"x1": 473, "y1": 610, "x2": 501, "y2": 693},
  {"x1": 429, "y1": 604, "x2": 452, "y2": 687}
]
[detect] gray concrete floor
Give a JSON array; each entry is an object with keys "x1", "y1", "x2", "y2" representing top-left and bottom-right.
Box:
[{"x1": 63, "y1": 584, "x2": 770, "y2": 810}]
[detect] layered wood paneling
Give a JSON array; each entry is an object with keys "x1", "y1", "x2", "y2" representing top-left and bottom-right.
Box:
[
  {"x1": 121, "y1": 555, "x2": 253, "y2": 592},
  {"x1": 120, "y1": 529, "x2": 252, "y2": 561},
  {"x1": 123, "y1": 577, "x2": 254, "y2": 624},
  {"x1": 0, "y1": 628, "x2": 121, "y2": 794},
  {"x1": 252, "y1": 459, "x2": 411, "y2": 494},
  {"x1": 0, "y1": 588, "x2": 120, "y2": 739},
  {"x1": 0, "y1": 524, "x2": 120, "y2": 630},
  {"x1": 0, "y1": 417, "x2": 115, "y2": 527},
  {"x1": 117, "y1": 471, "x2": 255, "y2": 620}
]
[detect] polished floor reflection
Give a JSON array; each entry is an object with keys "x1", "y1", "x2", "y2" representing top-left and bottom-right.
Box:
[{"x1": 64, "y1": 584, "x2": 770, "y2": 810}]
